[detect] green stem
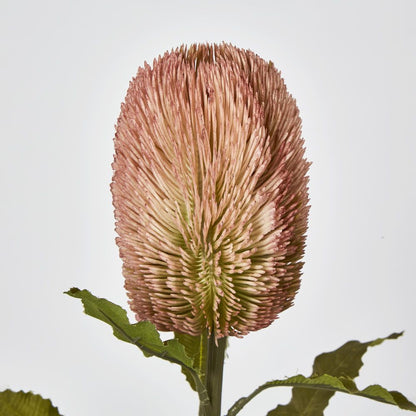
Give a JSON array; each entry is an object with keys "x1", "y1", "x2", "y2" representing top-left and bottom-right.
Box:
[{"x1": 199, "y1": 332, "x2": 227, "y2": 416}]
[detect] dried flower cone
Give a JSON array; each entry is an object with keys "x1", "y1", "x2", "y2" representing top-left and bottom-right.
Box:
[{"x1": 111, "y1": 43, "x2": 310, "y2": 339}]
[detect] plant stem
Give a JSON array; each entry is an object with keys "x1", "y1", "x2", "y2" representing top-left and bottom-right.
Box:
[{"x1": 199, "y1": 332, "x2": 227, "y2": 416}]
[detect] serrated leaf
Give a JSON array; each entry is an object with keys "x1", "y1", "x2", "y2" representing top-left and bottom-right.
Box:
[
  {"x1": 266, "y1": 332, "x2": 405, "y2": 416},
  {"x1": 0, "y1": 390, "x2": 63, "y2": 416},
  {"x1": 174, "y1": 332, "x2": 207, "y2": 391},
  {"x1": 226, "y1": 332, "x2": 412, "y2": 416},
  {"x1": 225, "y1": 374, "x2": 416, "y2": 416},
  {"x1": 312, "y1": 332, "x2": 403, "y2": 378},
  {"x1": 65, "y1": 288, "x2": 167, "y2": 357},
  {"x1": 66, "y1": 288, "x2": 209, "y2": 406}
]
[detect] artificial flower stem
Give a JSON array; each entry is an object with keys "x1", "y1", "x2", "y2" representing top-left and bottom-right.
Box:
[{"x1": 200, "y1": 333, "x2": 227, "y2": 416}]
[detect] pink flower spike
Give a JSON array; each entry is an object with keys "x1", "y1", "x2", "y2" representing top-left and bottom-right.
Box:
[{"x1": 111, "y1": 43, "x2": 310, "y2": 339}]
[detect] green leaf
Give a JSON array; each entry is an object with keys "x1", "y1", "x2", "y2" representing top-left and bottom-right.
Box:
[
  {"x1": 226, "y1": 332, "x2": 413, "y2": 416},
  {"x1": 174, "y1": 332, "x2": 207, "y2": 391},
  {"x1": 65, "y1": 288, "x2": 209, "y2": 406},
  {"x1": 0, "y1": 390, "x2": 63, "y2": 416},
  {"x1": 65, "y1": 288, "x2": 167, "y2": 358},
  {"x1": 225, "y1": 374, "x2": 416, "y2": 416},
  {"x1": 312, "y1": 332, "x2": 403, "y2": 378},
  {"x1": 267, "y1": 332, "x2": 404, "y2": 416}
]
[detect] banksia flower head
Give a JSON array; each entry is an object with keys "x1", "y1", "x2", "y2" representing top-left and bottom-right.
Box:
[{"x1": 111, "y1": 43, "x2": 310, "y2": 339}]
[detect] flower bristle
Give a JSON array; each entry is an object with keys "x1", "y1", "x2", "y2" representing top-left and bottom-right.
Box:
[{"x1": 111, "y1": 43, "x2": 310, "y2": 339}]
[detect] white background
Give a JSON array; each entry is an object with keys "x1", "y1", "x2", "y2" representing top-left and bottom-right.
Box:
[{"x1": 1, "y1": 1, "x2": 415, "y2": 415}]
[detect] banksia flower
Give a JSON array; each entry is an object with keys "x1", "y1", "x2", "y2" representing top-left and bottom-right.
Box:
[{"x1": 111, "y1": 43, "x2": 309, "y2": 339}]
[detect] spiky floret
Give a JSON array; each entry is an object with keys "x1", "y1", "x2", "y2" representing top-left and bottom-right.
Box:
[{"x1": 111, "y1": 43, "x2": 310, "y2": 339}]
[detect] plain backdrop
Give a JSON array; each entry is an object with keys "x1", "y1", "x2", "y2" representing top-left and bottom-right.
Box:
[{"x1": 1, "y1": 1, "x2": 415, "y2": 415}]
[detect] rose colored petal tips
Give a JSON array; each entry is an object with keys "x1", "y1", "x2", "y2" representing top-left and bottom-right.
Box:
[{"x1": 111, "y1": 43, "x2": 310, "y2": 339}]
